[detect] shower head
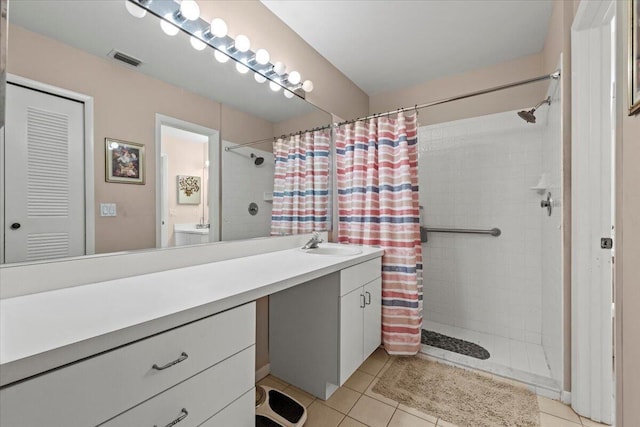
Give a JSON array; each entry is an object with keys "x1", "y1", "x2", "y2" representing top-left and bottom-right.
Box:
[
  {"x1": 517, "y1": 96, "x2": 551, "y2": 124},
  {"x1": 518, "y1": 109, "x2": 537, "y2": 123},
  {"x1": 251, "y1": 153, "x2": 264, "y2": 166}
]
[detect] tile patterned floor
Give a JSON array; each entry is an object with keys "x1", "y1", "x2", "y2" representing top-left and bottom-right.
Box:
[{"x1": 257, "y1": 348, "x2": 609, "y2": 427}]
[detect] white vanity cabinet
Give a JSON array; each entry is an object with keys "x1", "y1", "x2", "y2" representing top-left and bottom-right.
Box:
[
  {"x1": 269, "y1": 257, "x2": 382, "y2": 400},
  {"x1": 0, "y1": 302, "x2": 256, "y2": 427},
  {"x1": 339, "y1": 275, "x2": 382, "y2": 385}
]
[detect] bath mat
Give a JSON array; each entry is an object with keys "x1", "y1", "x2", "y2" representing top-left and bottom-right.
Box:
[
  {"x1": 372, "y1": 357, "x2": 540, "y2": 427},
  {"x1": 421, "y1": 329, "x2": 490, "y2": 360}
]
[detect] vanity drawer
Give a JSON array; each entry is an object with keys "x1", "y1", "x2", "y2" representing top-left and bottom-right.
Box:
[
  {"x1": 0, "y1": 302, "x2": 255, "y2": 427},
  {"x1": 340, "y1": 258, "x2": 382, "y2": 296},
  {"x1": 101, "y1": 346, "x2": 254, "y2": 427},
  {"x1": 198, "y1": 388, "x2": 254, "y2": 427}
]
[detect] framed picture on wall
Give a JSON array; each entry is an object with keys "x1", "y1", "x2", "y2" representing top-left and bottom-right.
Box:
[
  {"x1": 105, "y1": 138, "x2": 145, "y2": 184},
  {"x1": 631, "y1": 0, "x2": 640, "y2": 115},
  {"x1": 177, "y1": 175, "x2": 201, "y2": 204}
]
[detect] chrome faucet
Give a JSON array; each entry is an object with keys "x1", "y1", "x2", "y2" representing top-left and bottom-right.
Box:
[{"x1": 302, "y1": 232, "x2": 324, "y2": 249}]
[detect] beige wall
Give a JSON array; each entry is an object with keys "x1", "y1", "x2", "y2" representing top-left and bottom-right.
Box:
[
  {"x1": 274, "y1": 109, "x2": 333, "y2": 139},
  {"x1": 220, "y1": 104, "x2": 274, "y2": 152},
  {"x1": 616, "y1": 1, "x2": 640, "y2": 425},
  {"x1": 198, "y1": 1, "x2": 369, "y2": 121},
  {"x1": 8, "y1": 25, "x2": 222, "y2": 254},
  {"x1": 369, "y1": 53, "x2": 548, "y2": 126}
]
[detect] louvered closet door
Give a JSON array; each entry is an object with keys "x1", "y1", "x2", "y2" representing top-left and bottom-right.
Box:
[{"x1": 4, "y1": 83, "x2": 85, "y2": 263}]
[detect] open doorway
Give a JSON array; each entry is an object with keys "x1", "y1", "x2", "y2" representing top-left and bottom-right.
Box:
[{"x1": 155, "y1": 115, "x2": 219, "y2": 248}]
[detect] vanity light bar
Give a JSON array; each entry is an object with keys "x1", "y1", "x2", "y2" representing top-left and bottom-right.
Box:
[{"x1": 125, "y1": 0, "x2": 312, "y2": 98}]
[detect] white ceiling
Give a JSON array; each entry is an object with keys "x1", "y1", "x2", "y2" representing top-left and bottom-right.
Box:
[{"x1": 261, "y1": 0, "x2": 554, "y2": 95}]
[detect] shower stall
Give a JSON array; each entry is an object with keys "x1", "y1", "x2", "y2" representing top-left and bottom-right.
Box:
[{"x1": 418, "y1": 79, "x2": 563, "y2": 396}]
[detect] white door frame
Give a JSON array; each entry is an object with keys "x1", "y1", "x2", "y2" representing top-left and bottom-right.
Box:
[
  {"x1": 159, "y1": 153, "x2": 169, "y2": 248},
  {"x1": 154, "y1": 114, "x2": 220, "y2": 247},
  {"x1": 571, "y1": 1, "x2": 616, "y2": 423},
  {"x1": 3, "y1": 74, "x2": 95, "y2": 261}
]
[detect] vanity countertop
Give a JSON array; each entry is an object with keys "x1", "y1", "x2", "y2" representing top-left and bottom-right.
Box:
[{"x1": 0, "y1": 244, "x2": 383, "y2": 387}]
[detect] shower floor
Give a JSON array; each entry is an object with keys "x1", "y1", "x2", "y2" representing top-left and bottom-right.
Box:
[{"x1": 420, "y1": 320, "x2": 561, "y2": 398}]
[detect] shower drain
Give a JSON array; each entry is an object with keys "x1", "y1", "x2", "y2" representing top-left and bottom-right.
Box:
[{"x1": 421, "y1": 329, "x2": 491, "y2": 360}]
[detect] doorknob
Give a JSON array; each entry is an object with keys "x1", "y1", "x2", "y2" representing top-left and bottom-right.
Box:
[
  {"x1": 10, "y1": 222, "x2": 21, "y2": 230},
  {"x1": 540, "y1": 192, "x2": 552, "y2": 216}
]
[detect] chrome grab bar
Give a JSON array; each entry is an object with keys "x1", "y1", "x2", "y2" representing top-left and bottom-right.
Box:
[{"x1": 420, "y1": 226, "x2": 501, "y2": 238}]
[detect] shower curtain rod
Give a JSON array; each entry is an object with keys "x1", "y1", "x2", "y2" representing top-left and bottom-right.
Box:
[
  {"x1": 225, "y1": 69, "x2": 560, "y2": 151},
  {"x1": 224, "y1": 125, "x2": 332, "y2": 152},
  {"x1": 334, "y1": 69, "x2": 561, "y2": 127}
]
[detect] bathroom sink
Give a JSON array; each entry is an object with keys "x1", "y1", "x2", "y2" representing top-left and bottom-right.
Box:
[{"x1": 300, "y1": 244, "x2": 362, "y2": 256}]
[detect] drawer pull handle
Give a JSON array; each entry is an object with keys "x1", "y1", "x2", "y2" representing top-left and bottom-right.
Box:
[
  {"x1": 152, "y1": 352, "x2": 188, "y2": 370},
  {"x1": 154, "y1": 408, "x2": 188, "y2": 427},
  {"x1": 360, "y1": 294, "x2": 366, "y2": 308},
  {"x1": 365, "y1": 291, "x2": 371, "y2": 305}
]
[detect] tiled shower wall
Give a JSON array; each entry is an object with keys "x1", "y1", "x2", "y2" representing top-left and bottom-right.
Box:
[
  {"x1": 221, "y1": 141, "x2": 274, "y2": 241},
  {"x1": 419, "y1": 111, "x2": 552, "y2": 345}
]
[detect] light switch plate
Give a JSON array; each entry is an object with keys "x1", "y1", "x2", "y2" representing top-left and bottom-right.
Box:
[{"x1": 100, "y1": 203, "x2": 117, "y2": 217}]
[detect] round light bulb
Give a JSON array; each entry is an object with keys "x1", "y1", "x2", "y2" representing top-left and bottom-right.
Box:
[
  {"x1": 254, "y1": 73, "x2": 267, "y2": 83},
  {"x1": 255, "y1": 48, "x2": 270, "y2": 65},
  {"x1": 302, "y1": 80, "x2": 314, "y2": 92},
  {"x1": 284, "y1": 89, "x2": 294, "y2": 99},
  {"x1": 234, "y1": 35, "x2": 250, "y2": 52},
  {"x1": 190, "y1": 36, "x2": 206, "y2": 51},
  {"x1": 160, "y1": 16, "x2": 179, "y2": 36},
  {"x1": 287, "y1": 70, "x2": 301, "y2": 85},
  {"x1": 210, "y1": 18, "x2": 227, "y2": 38},
  {"x1": 179, "y1": 0, "x2": 200, "y2": 21},
  {"x1": 125, "y1": 0, "x2": 146, "y2": 18},
  {"x1": 214, "y1": 50, "x2": 230, "y2": 63},
  {"x1": 236, "y1": 62, "x2": 249, "y2": 74},
  {"x1": 269, "y1": 80, "x2": 281, "y2": 92},
  {"x1": 273, "y1": 61, "x2": 286, "y2": 75}
]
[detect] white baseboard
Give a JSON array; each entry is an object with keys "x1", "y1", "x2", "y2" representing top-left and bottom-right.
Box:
[
  {"x1": 256, "y1": 363, "x2": 271, "y2": 382},
  {"x1": 561, "y1": 391, "x2": 571, "y2": 404}
]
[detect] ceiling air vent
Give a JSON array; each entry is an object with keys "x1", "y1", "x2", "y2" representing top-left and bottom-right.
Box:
[{"x1": 109, "y1": 50, "x2": 142, "y2": 68}]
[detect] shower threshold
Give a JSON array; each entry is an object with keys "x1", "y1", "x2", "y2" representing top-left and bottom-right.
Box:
[{"x1": 419, "y1": 321, "x2": 561, "y2": 398}]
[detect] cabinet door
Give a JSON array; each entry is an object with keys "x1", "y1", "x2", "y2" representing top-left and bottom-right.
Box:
[
  {"x1": 363, "y1": 277, "x2": 382, "y2": 358},
  {"x1": 339, "y1": 287, "x2": 364, "y2": 384}
]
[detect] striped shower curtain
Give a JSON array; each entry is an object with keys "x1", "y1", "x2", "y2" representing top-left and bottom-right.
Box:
[
  {"x1": 336, "y1": 112, "x2": 423, "y2": 355},
  {"x1": 271, "y1": 131, "x2": 330, "y2": 235}
]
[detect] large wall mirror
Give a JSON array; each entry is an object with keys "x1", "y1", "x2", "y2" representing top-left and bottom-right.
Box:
[{"x1": 0, "y1": 0, "x2": 332, "y2": 265}]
